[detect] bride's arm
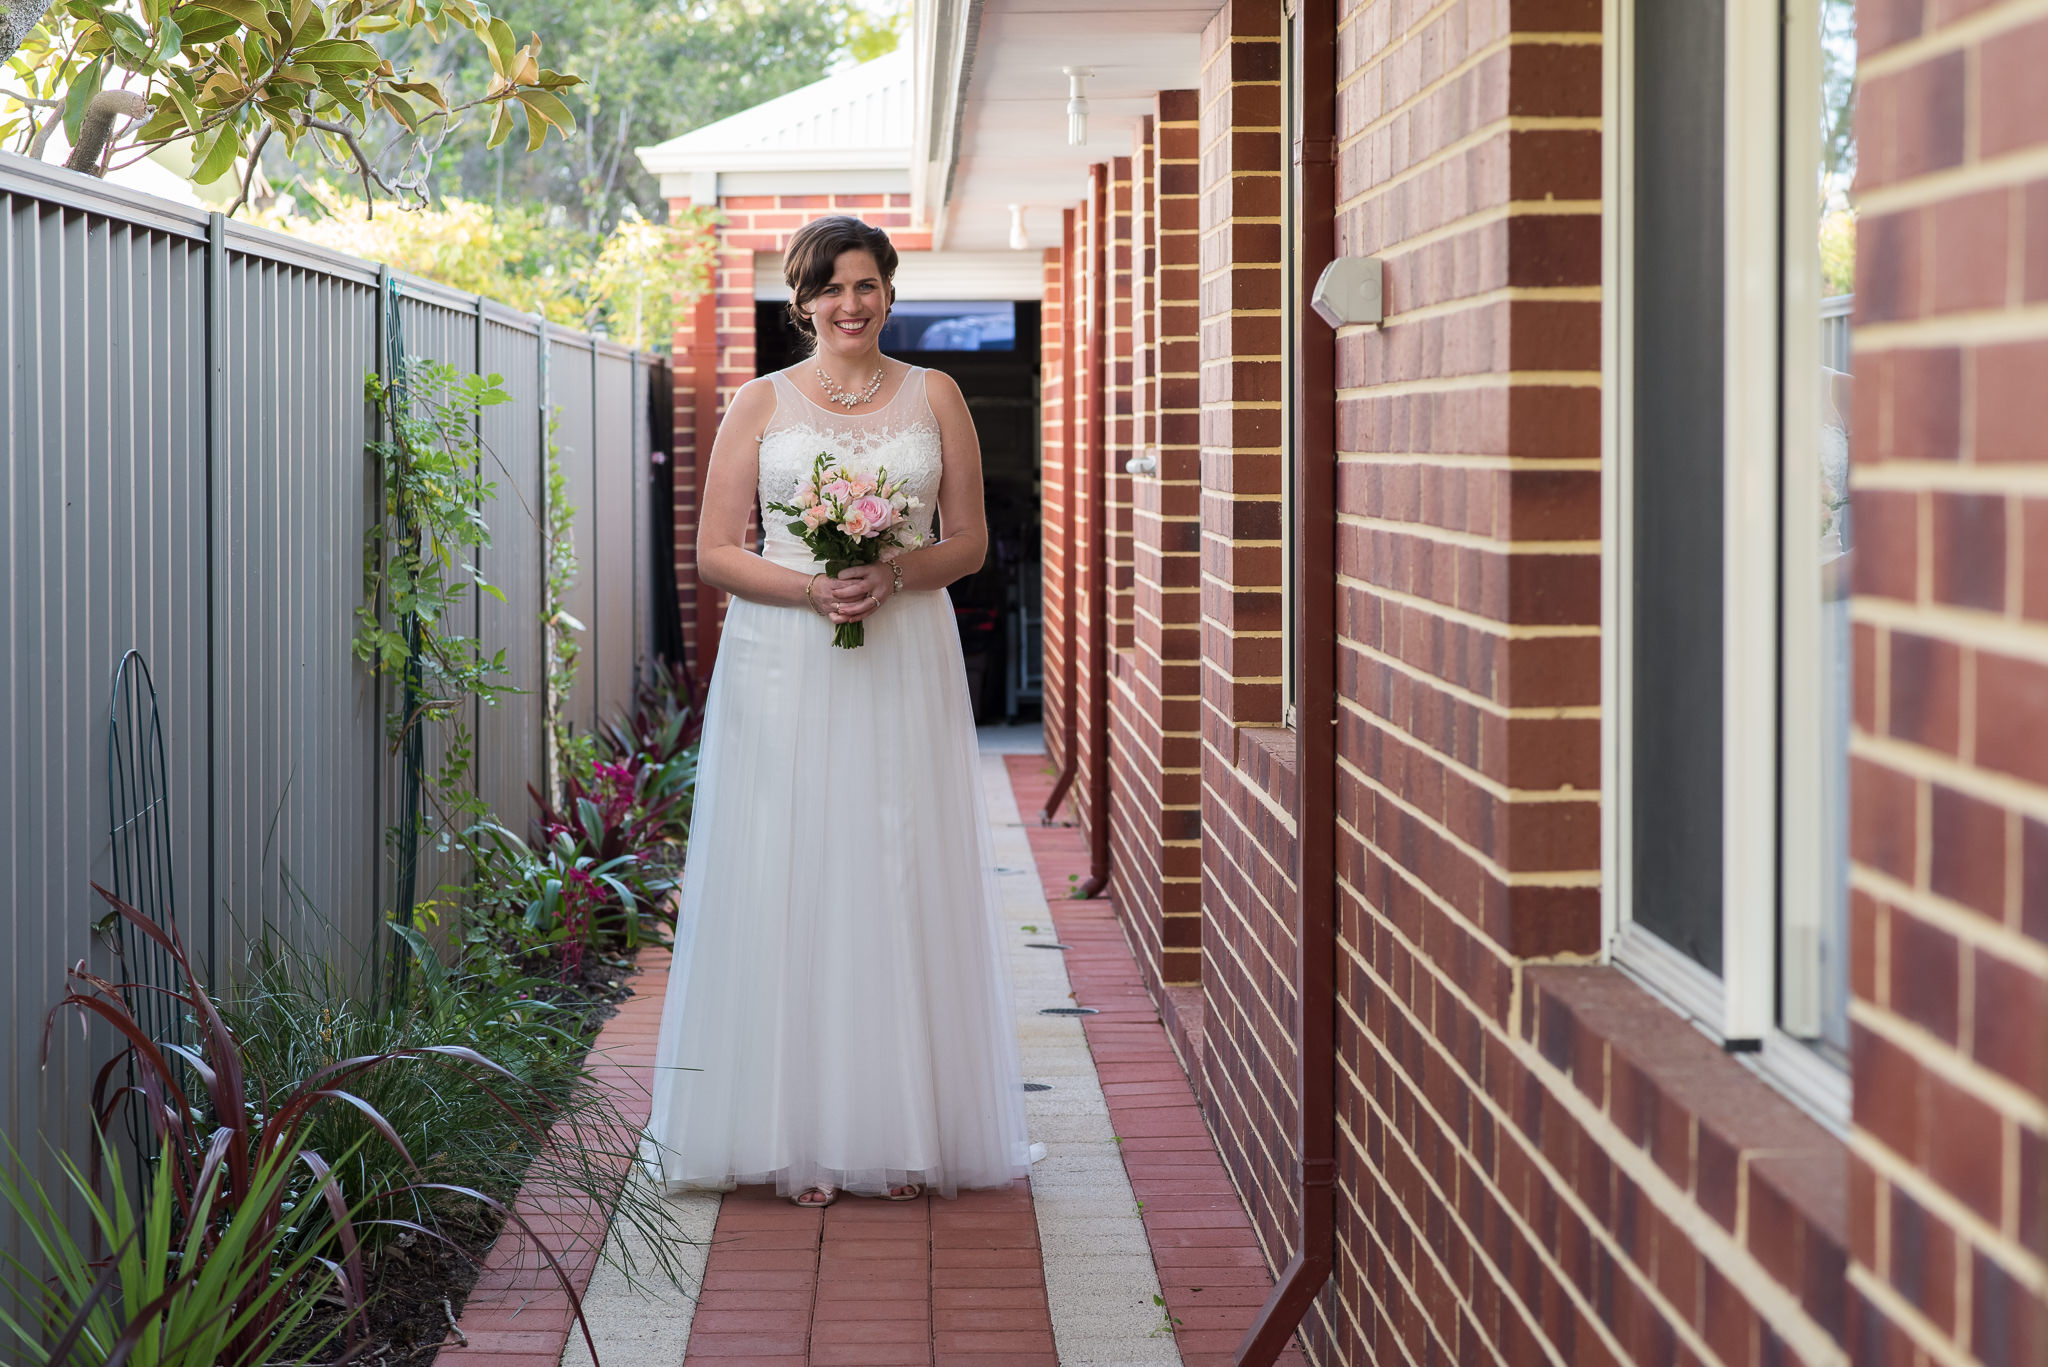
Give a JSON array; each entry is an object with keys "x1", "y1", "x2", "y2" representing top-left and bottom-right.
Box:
[{"x1": 697, "y1": 378, "x2": 831, "y2": 613}]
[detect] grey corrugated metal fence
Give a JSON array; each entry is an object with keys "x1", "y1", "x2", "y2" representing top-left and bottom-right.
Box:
[{"x1": 1, "y1": 151, "x2": 659, "y2": 1266}]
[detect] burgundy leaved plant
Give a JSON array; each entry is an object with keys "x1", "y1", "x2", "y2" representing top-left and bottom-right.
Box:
[{"x1": 48, "y1": 885, "x2": 605, "y2": 1367}]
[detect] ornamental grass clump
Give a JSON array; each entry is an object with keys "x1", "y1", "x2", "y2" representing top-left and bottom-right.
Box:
[
  {"x1": 0, "y1": 1133, "x2": 344, "y2": 1367},
  {"x1": 226, "y1": 923, "x2": 694, "y2": 1292},
  {"x1": 31, "y1": 887, "x2": 604, "y2": 1366}
]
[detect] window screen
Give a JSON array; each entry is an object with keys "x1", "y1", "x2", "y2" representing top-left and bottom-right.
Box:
[{"x1": 1631, "y1": 0, "x2": 1727, "y2": 973}]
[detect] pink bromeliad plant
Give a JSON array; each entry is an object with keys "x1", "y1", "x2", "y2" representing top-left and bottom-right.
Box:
[{"x1": 765, "y1": 452, "x2": 924, "y2": 648}]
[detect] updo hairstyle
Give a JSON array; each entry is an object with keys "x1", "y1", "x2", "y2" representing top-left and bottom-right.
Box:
[{"x1": 783, "y1": 216, "x2": 899, "y2": 341}]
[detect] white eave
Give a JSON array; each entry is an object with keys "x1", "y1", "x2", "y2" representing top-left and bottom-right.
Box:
[
  {"x1": 636, "y1": 49, "x2": 914, "y2": 203},
  {"x1": 911, "y1": 0, "x2": 1210, "y2": 253}
]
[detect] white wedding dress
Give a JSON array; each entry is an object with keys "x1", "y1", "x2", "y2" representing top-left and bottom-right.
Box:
[{"x1": 643, "y1": 367, "x2": 1033, "y2": 1199}]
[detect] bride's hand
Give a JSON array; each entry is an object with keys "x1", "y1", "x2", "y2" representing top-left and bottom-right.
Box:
[{"x1": 827, "y1": 564, "x2": 892, "y2": 623}]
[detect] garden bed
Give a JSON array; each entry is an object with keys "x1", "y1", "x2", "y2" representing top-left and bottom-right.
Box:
[
  {"x1": 296, "y1": 950, "x2": 647, "y2": 1367},
  {"x1": 435, "y1": 948, "x2": 674, "y2": 1367}
]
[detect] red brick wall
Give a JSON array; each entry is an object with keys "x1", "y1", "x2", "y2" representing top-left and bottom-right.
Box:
[
  {"x1": 1110, "y1": 119, "x2": 1169, "y2": 996},
  {"x1": 1846, "y1": 0, "x2": 2048, "y2": 1359},
  {"x1": 1007, "y1": 0, "x2": 2045, "y2": 1350},
  {"x1": 1192, "y1": 0, "x2": 1302, "y2": 1277},
  {"x1": 1303, "y1": 0, "x2": 1652, "y2": 1358},
  {"x1": 1108, "y1": 92, "x2": 1208, "y2": 1000}
]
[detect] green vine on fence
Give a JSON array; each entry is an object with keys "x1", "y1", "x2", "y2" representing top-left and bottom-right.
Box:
[
  {"x1": 543, "y1": 422, "x2": 594, "y2": 790},
  {"x1": 355, "y1": 359, "x2": 518, "y2": 914}
]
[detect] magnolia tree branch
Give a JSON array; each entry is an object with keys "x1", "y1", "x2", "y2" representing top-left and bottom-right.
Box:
[
  {"x1": 0, "y1": 0, "x2": 53, "y2": 65},
  {"x1": 224, "y1": 122, "x2": 272, "y2": 218},
  {"x1": 307, "y1": 117, "x2": 398, "y2": 207},
  {"x1": 62, "y1": 88, "x2": 146, "y2": 174}
]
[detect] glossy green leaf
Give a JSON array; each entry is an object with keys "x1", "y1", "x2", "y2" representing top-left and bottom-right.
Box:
[
  {"x1": 518, "y1": 86, "x2": 572, "y2": 132},
  {"x1": 62, "y1": 57, "x2": 104, "y2": 142},
  {"x1": 185, "y1": 0, "x2": 271, "y2": 29},
  {"x1": 192, "y1": 121, "x2": 240, "y2": 182}
]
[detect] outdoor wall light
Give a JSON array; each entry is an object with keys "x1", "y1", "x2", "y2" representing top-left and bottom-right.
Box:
[
  {"x1": 1009, "y1": 204, "x2": 1030, "y2": 251},
  {"x1": 1310, "y1": 255, "x2": 1385, "y2": 327},
  {"x1": 1063, "y1": 67, "x2": 1092, "y2": 146}
]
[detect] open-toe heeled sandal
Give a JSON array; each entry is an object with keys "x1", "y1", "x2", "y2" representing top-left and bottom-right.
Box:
[
  {"x1": 882, "y1": 1183, "x2": 923, "y2": 1202},
  {"x1": 793, "y1": 1186, "x2": 837, "y2": 1209}
]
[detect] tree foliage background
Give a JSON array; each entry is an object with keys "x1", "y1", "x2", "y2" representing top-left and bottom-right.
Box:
[
  {"x1": 1, "y1": 0, "x2": 902, "y2": 347},
  {"x1": 259, "y1": 0, "x2": 903, "y2": 346},
  {"x1": 371, "y1": 0, "x2": 902, "y2": 237}
]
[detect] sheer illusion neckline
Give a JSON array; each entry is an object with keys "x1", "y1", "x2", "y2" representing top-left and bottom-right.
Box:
[{"x1": 777, "y1": 364, "x2": 923, "y2": 420}]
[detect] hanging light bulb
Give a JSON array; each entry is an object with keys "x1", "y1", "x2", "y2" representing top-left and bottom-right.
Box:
[
  {"x1": 1008, "y1": 204, "x2": 1030, "y2": 251},
  {"x1": 1063, "y1": 67, "x2": 1092, "y2": 146}
]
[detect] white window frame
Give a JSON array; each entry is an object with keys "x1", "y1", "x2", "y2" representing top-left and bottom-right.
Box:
[{"x1": 1600, "y1": 0, "x2": 1850, "y2": 1130}]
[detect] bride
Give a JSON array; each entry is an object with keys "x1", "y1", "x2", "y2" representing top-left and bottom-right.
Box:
[{"x1": 643, "y1": 216, "x2": 1032, "y2": 1207}]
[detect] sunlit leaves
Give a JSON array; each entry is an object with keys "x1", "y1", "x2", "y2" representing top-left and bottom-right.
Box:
[{"x1": 1, "y1": 0, "x2": 584, "y2": 200}]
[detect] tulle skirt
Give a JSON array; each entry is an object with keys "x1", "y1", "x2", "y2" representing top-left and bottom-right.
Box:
[{"x1": 643, "y1": 564, "x2": 1031, "y2": 1199}]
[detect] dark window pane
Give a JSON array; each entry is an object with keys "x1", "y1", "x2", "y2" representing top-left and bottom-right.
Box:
[
  {"x1": 880, "y1": 301, "x2": 1017, "y2": 352},
  {"x1": 1632, "y1": 0, "x2": 1726, "y2": 974}
]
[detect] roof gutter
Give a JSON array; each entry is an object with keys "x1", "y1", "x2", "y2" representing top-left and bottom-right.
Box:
[
  {"x1": 1235, "y1": 0, "x2": 1338, "y2": 1358},
  {"x1": 909, "y1": 0, "x2": 983, "y2": 242}
]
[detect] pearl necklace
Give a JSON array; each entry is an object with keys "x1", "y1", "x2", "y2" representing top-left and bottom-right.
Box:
[{"x1": 815, "y1": 364, "x2": 886, "y2": 409}]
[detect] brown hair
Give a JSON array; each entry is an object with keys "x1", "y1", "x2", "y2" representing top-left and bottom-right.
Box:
[{"x1": 783, "y1": 216, "x2": 899, "y2": 340}]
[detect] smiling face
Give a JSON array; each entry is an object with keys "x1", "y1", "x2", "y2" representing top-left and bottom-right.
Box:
[{"x1": 804, "y1": 248, "x2": 891, "y2": 361}]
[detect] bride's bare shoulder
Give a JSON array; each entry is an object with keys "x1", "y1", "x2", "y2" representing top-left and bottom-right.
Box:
[
  {"x1": 922, "y1": 367, "x2": 968, "y2": 413},
  {"x1": 715, "y1": 376, "x2": 779, "y2": 443}
]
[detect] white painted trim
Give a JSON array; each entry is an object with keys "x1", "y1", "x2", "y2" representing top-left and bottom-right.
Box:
[
  {"x1": 664, "y1": 168, "x2": 912, "y2": 201},
  {"x1": 1615, "y1": 923, "x2": 1727, "y2": 1036},
  {"x1": 1598, "y1": 0, "x2": 1631, "y2": 963},
  {"x1": 1720, "y1": 0, "x2": 1787, "y2": 1046},
  {"x1": 1744, "y1": 1030, "x2": 1852, "y2": 1136},
  {"x1": 1779, "y1": 0, "x2": 1829, "y2": 1041}
]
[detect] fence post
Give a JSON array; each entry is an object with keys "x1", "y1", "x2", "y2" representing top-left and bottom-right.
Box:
[
  {"x1": 538, "y1": 319, "x2": 556, "y2": 800},
  {"x1": 590, "y1": 341, "x2": 602, "y2": 717},
  {"x1": 203, "y1": 212, "x2": 225, "y2": 983},
  {"x1": 474, "y1": 295, "x2": 487, "y2": 813}
]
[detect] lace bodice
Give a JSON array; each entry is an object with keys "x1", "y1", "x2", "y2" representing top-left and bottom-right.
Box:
[{"x1": 757, "y1": 368, "x2": 944, "y2": 570}]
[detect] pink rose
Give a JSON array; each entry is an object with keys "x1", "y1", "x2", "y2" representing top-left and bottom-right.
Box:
[
  {"x1": 796, "y1": 483, "x2": 820, "y2": 509},
  {"x1": 801, "y1": 503, "x2": 833, "y2": 530},
  {"x1": 823, "y1": 478, "x2": 856, "y2": 502},
  {"x1": 848, "y1": 495, "x2": 893, "y2": 537},
  {"x1": 842, "y1": 510, "x2": 872, "y2": 538}
]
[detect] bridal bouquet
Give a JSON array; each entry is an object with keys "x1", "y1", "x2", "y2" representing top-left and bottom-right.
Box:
[{"x1": 766, "y1": 452, "x2": 925, "y2": 648}]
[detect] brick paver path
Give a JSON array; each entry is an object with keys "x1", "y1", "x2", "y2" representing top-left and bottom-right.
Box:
[
  {"x1": 1004, "y1": 755, "x2": 1307, "y2": 1367},
  {"x1": 680, "y1": 1181, "x2": 1054, "y2": 1366},
  {"x1": 677, "y1": 755, "x2": 1304, "y2": 1367},
  {"x1": 443, "y1": 949, "x2": 673, "y2": 1367}
]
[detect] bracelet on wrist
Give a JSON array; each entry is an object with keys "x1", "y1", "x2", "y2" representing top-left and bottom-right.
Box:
[
  {"x1": 889, "y1": 560, "x2": 904, "y2": 596},
  {"x1": 804, "y1": 572, "x2": 826, "y2": 616}
]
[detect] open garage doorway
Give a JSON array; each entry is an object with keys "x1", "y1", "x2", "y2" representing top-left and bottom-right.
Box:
[{"x1": 757, "y1": 300, "x2": 1043, "y2": 725}]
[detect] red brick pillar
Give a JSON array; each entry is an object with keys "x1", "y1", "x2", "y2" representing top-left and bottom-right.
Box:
[
  {"x1": 1194, "y1": 0, "x2": 1295, "y2": 1267},
  {"x1": 1151, "y1": 91, "x2": 1204, "y2": 988},
  {"x1": 1112, "y1": 117, "x2": 1169, "y2": 998},
  {"x1": 1072, "y1": 167, "x2": 1110, "y2": 858},
  {"x1": 1108, "y1": 156, "x2": 1136, "y2": 655},
  {"x1": 1043, "y1": 214, "x2": 1075, "y2": 780},
  {"x1": 1847, "y1": 0, "x2": 2048, "y2": 1358}
]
